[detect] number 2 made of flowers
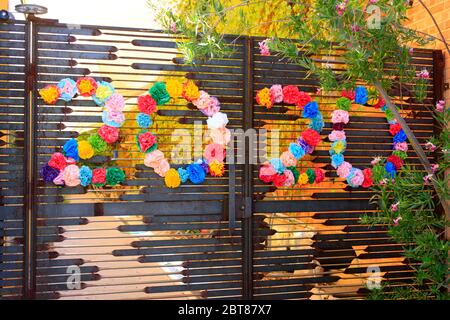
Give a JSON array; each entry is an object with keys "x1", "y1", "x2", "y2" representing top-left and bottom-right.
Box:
[{"x1": 39, "y1": 77, "x2": 126, "y2": 188}]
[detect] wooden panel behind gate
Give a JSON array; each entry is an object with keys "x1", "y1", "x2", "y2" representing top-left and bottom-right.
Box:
[{"x1": 0, "y1": 18, "x2": 442, "y2": 299}]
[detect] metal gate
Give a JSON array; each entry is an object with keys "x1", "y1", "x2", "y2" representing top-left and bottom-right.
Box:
[{"x1": 0, "y1": 16, "x2": 443, "y2": 300}]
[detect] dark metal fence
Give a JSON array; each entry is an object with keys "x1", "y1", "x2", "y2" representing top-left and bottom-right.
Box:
[{"x1": 0, "y1": 16, "x2": 443, "y2": 299}]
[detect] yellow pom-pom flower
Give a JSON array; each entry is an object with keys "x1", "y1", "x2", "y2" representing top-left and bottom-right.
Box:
[
  {"x1": 209, "y1": 160, "x2": 225, "y2": 177},
  {"x1": 78, "y1": 140, "x2": 95, "y2": 160},
  {"x1": 182, "y1": 80, "x2": 200, "y2": 102},
  {"x1": 331, "y1": 140, "x2": 346, "y2": 155},
  {"x1": 39, "y1": 85, "x2": 60, "y2": 105},
  {"x1": 164, "y1": 168, "x2": 181, "y2": 188},
  {"x1": 166, "y1": 79, "x2": 183, "y2": 99},
  {"x1": 256, "y1": 87, "x2": 274, "y2": 109},
  {"x1": 96, "y1": 85, "x2": 113, "y2": 101},
  {"x1": 298, "y1": 173, "x2": 309, "y2": 185}
]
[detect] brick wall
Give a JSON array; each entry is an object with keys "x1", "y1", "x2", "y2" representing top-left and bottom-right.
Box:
[{"x1": 405, "y1": 0, "x2": 450, "y2": 101}]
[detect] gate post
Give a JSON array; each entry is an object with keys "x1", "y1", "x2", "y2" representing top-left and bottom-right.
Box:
[
  {"x1": 242, "y1": 36, "x2": 254, "y2": 300},
  {"x1": 22, "y1": 15, "x2": 38, "y2": 300}
]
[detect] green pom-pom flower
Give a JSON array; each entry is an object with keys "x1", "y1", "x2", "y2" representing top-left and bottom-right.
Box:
[
  {"x1": 287, "y1": 166, "x2": 300, "y2": 183},
  {"x1": 336, "y1": 97, "x2": 352, "y2": 111},
  {"x1": 385, "y1": 109, "x2": 394, "y2": 121},
  {"x1": 306, "y1": 168, "x2": 316, "y2": 184},
  {"x1": 149, "y1": 82, "x2": 170, "y2": 105},
  {"x1": 88, "y1": 134, "x2": 107, "y2": 154},
  {"x1": 372, "y1": 164, "x2": 387, "y2": 182},
  {"x1": 392, "y1": 150, "x2": 408, "y2": 160},
  {"x1": 106, "y1": 167, "x2": 126, "y2": 186}
]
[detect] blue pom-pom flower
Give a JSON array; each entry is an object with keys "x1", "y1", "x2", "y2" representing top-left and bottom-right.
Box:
[
  {"x1": 354, "y1": 86, "x2": 368, "y2": 105},
  {"x1": 308, "y1": 113, "x2": 324, "y2": 132},
  {"x1": 178, "y1": 168, "x2": 189, "y2": 183},
  {"x1": 137, "y1": 113, "x2": 153, "y2": 128},
  {"x1": 63, "y1": 138, "x2": 79, "y2": 161},
  {"x1": 57, "y1": 78, "x2": 77, "y2": 102},
  {"x1": 79, "y1": 166, "x2": 93, "y2": 187},
  {"x1": 302, "y1": 101, "x2": 319, "y2": 119},
  {"x1": 270, "y1": 158, "x2": 285, "y2": 174},
  {"x1": 187, "y1": 163, "x2": 206, "y2": 184},
  {"x1": 288, "y1": 143, "x2": 305, "y2": 160},
  {"x1": 393, "y1": 130, "x2": 407, "y2": 143},
  {"x1": 385, "y1": 161, "x2": 396, "y2": 178},
  {"x1": 331, "y1": 154, "x2": 344, "y2": 169}
]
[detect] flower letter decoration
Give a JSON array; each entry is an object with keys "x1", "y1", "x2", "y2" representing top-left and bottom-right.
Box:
[
  {"x1": 328, "y1": 86, "x2": 409, "y2": 188},
  {"x1": 39, "y1": 77, "x2": 126, "y2": 188},
  {"x1": 256, "y1": 85, "x2": 326, "y2": 188}
]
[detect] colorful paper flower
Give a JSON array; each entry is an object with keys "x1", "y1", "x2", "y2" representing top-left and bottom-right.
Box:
[
  {"x1": 306, "y1": 168, "x2": 316, "y2": 184},
  {"x1": 394, "y1": 142, "x2": 408, "y2": 152},
  {"x1": 164, "y1": 168, "x2": 181, "y2": 188},
  {"x1": 88, "y1": 133, "x2": 107, "y2": 154},
  {"x1": 341, "y1": 89, "x2": 355, "y2": 100},
  {"x1": 362, "y1": 168, "x2": 373, "y2": 188},
  {"x1": 62, "y1": 165, "x2": 81, "y2": 187},
  {"x1": 385, "y1": 161, "x2": 396, "y2": 178},
  {"x1": 63, "y1": 138, "x2": 79, "y2": 161},
  {"x1": 273, "y1": 173, "x2": 287, "y2": 187},
  {"x1": 386, "y1": 155, "x2": 403, "y2": 170},
  {"x1": 209, "y1": 128, "x2": 231, "y2": 146},
  {"x1": 106, "y1": 167, "x2": 126, "y2": 186},
  {"x1": 298, "y1": 172, "x2": 309, "y2": 185},
  {"x1": 309, "y1": 114, "x2": 324, "y2": 132},
  {"x1": 53, "y1": 171, "x2": 65, "y2": 185},
  {"x1": 346, "y1": 168, "x2": 364, "y2": 187},
  {"x1": 287, "y1": 166, "x2": 300, "y2": 184},
  {"x1": 354, "y1": 86, "x2": 369, "y2": 105},
  {"x1": 328, "y1": 130, "x2": 346, "y2": 142},
  {"x1": 373, "y1": 98, "x2": 385, "y2": 109},
  {"x1": 187, "y1": 163, "x2": 206, "y2": 184},
  {"x1": 105, "y1": 93, "x2": 125, "y2": 112},
  {"x1": 149, "y1": 82, "x2": 171, "y2": 105},
  {"x1": 270, "y1": 85, "x2": 283, "y2": 103},
  {"x1": 48, "y1": 152, "x2": 68, "y2": 171},
  {"x1": 76, "y1": 77, "x2": 97, "y2": 97},
  {"x1": 331, "y1": 109, "x2": 350, "y2": 124},
  {"x1": 101, "y1": 111, "x2": 124, "y2": 128},
  {"x1": 178, "y1": 167, "x2": 189, "y2": 183},
  {"x1": 182, "y1": 80, "x2": 200, "y2": 102},
  {"x1": 329, "y1": 140, "x2": 347, "y2": 155},
  {"x1": 92, "y1": 168, "x2": 107, "y2": 186},
  {"x1": 282, "y1": 85, "x2": 300, "y2": 104},
  {"x1": 389, "y1": 123, "x2": 402, "y2": 136},
  {"x1": 204, "y1": 143, "x2": 225, "y2": 163},
  {"x1": 288, "y1": 143, "x2": 305, "y2": 160},
  {"x1": 93, "y1": 81, "x2": 115, "y2": 106},
  {"x1": 166, "y1": 79, "x2": 183, "y2": 99},
  {"x1": 209, "y1": 160, "x2": 225, "y2": 177},
  {"x1": 40, "y1": 164, "x2": 60, "y2": 183},
  {"x1": 301, "y1": 128, "x2": 321, "y2": 147},
  {"x1": 138, "y1": 95, "x2": 157, "y2": 114},
  {"x1": 259, "y1": 163, "x2": 277, "y2": 183},
  {"x1": 282, "y1": 170, "x2": 295, "y2": 187},
  {"x1": 314, "y1": 168, "x2": 325, "y2": 183},
  {"x1": 297, "y1": 138, "x2": 314, "y2": 154},
  {"x1": 192, "y1": 91, "x2": 211, "y2": 109},
  {"x1": 144, "y1": 150, "x2": 165, "y2": 168},
  {"x1": 207, "y1": 112, "x2": 229, "y2": 129},
  {"x1": 199, "y1": 96, "x2": 220, "y2": 117},
  {"x1": 78, "y1": 140, "x2": 95, "y2": 160},
  {"x1": 137, "y1": 131, "x2": 157, "y2": 153},
  {"x1": 337, "y1": 161, "x2": 352, "y2": 179},
  {"x1": 296, "y1": 92, "x2": 312, "y2": 108},
  {"x1": 79, "y1": 166, "x2": 93, "y2": 187},
  {"x1": 331, "y1": 154, "x2": 344, "y2": 169},
  {"x1": 270, "y1": 158, "x2": 285, "y2": 174},
  {"x1": 280, "y1": 151, "x2": 297, "y2": 167},
  {"x1": 57, "y1": 78, "x2": 77, "y2": 102},
  {"x1": 302, "y1": 101, "x2": 319, "y2": 118},
  {"x1": 393, "y1": 130, "x2": 407, "y2": 143},
  {"x1": 336, "y1": 97, "x2": 352, "y2": 111},
  {"x1": 98, "y1": 125, "x2": 119, "y2": 144},
  {"x1": 256, "y1": 87, "x2": 274, "y2": 109},
  {"x1": 136, "y1": 113, "x2": 153, "y2": 128},
  {"x1": 39, "y1": 85, "x2": 60, "y2": 104}
]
